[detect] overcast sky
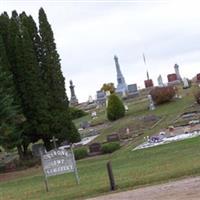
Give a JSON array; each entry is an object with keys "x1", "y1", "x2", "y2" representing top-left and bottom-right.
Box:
[{"x1": 1, "y1": 0, "x2": 200, "y2": 102}]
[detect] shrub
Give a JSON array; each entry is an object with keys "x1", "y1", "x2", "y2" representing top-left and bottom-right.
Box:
[
  {"x1": 107, "y1": 94, "x2": 125, "y2": 121},
  {"x1": 101, "y1": 142, "x2": 120, "y2": 154},
  {"x1": 74, "y1": 147, "x2": 88, "y2": 160},
  {"x1": 194, "y1": 90, "x2": 200, "y2": 104},
  {"x1": 69, "y1": 107, "x2": 88, "y2": 120},
  {"x1": 150, "y1": 86, "x2": 175, "y2": 105}
]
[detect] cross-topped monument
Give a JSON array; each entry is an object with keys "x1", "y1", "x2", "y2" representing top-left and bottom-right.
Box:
[
  {"x1": 69, "y1": 80, "x2": 78, "y2": 106},
  {"x1": 50, "y1": 136, "x2": 58, "y2": 149}
]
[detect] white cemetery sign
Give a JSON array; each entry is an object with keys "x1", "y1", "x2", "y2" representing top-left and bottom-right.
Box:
[{"x1": 41, "y1": 147, "x2": 79, "y2": 191}]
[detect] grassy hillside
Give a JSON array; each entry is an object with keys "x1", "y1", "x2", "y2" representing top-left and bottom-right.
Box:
[{"x1": 1, "y1": 86, "x2": 199, "y2": 200}]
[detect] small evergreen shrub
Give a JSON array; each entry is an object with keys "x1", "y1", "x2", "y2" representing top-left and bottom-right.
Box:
[
  {"x1": 107, "y1": 94, "x2": 125, "y2": 121},
  {"x1": 101, "y1": 142, "x2": 120, "y2": 154},
  {"x1": 74, "y1": 147, "x2": 88, "y2": 160},
  {"x1": 150, "y1": 86, "x2": 175, "y2": 105},
  {"x1": 69, "y1": 107, "x2": 88, "y2": 120}
]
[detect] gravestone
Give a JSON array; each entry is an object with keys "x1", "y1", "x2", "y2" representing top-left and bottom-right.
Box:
[
  {"x1": 127, "y1": 84, "x2": 139, "y2": 97},
  {"x1": 144, "y1": 79, "x2": 154, "y2": 88},
  {"x1": 96, "y1": 90, "x2": 106, "y2": 105},
  {"x1": 157, "y1": 75, "x2": 164, "y2": 87},
  {"x1": 147, "y1": 94, "x2": 155, "y2": 110},
  {"x1": 167, "y1": 73, "x2": 181, "y2": 85},
  {"x1": 32, "y1": 143, "x2": 46, "y2": 157},
  {"x1": 88, "y1": 95, "x2": 94, "y2": 104},
  {"x1": 183, "y1": 77, "x2": 189, "y2": 89},
  {"x1": 89, "y1": 143, "x2": 102, "y2": 155},
  {"x1": 168, "y1": 73, "x2": 177, "y2": 82},
  {"x1": 107, "y1": 134, "x2": 120, "y2": 142}
]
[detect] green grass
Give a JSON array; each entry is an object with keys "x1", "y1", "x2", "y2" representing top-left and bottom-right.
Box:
[
  {"x1": 1, "y1": 86, "x2": 199, "y2": 200},
  {"x1": 1, "y1": 137, "x2": 200, "y2": 200}
]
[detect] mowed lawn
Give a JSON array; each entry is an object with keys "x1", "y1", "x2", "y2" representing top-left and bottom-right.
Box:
[{"x1": 1, "y1": 136, "x2": 200, "y2": 200}]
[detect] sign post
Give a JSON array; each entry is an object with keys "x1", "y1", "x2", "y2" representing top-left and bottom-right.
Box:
[
  {"x1": 40, "y1": 147, "x2": 79, "y2": 191},
  {"x1": 70, "y1": 144, "x2": 80, "y2": 184},
  {"x1": 40, "y1": 150, "x2": 49, "y2": 192}
]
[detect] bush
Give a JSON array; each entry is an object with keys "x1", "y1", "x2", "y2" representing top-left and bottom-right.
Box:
[
  {"x1": 150, "y1": 86, "x2": 175, "y2": 105},
  {"x1": 194, "y1": 90, "x2": 200, "y2": 104},
  {"x1": 107, "y1": 94, "x2": 125, "y2": 121},
  {"x1": 69, "y1": 107, "x2": 88, "y2": 120},
  {"x1": 74, "y1": 147, "x2": 88, "y2": 160},
  {"x1": 101, "y1": 142, "x2": 120, "y2": 154}
]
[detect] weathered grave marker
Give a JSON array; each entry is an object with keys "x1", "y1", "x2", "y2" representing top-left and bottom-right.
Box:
[
  {"x1": 40, "y1": 146, "x2": 79, "y2": 192},
  {"x1": 107, "y1": 134, "x2": 120, "y2": 142},
  {"x1": 89, "y1": 143, "x2": 102, "y2": 156}
]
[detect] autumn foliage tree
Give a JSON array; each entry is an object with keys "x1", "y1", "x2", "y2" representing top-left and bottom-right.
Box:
[
  {"x1": 101, "y1": 83, "x2": 115, "y2": 94},
  {"x1": 150, "y1": 86, "x2": 175, "y2": 105}
]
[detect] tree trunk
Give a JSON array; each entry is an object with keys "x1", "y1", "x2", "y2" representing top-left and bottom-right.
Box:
[{"x1": 17, "y1": 145, "x2": 23, "y2": 160}]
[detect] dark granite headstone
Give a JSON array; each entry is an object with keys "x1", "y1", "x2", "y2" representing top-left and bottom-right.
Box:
[
  {"x1": 144, "y1": 79, "x2": 154, "y2": 88},
  {"x1": 167, "y1": 74, "x2": 177, "y2": 82},
  {"x1": 89, "y1": 143, "x2": 101, "y2": 154},
  {"x1": 107, "y1": 134, "x2": 120, "y2": 142}
]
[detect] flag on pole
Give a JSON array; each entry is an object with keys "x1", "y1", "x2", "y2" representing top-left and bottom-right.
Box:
[{"x1": 142, "y1": 53, "x2": 146, "y2": 65}]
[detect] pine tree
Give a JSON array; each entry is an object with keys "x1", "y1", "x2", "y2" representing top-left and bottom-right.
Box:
[
  {"x1": 7, "y1": 11, "x2": 19, "y2": 71},
  {"x1": 19, "y1": 12, "x2": 43, "y2": 67},
  {"x1": 0, "y1": 36, "x2": 22, "y2": 150},
  {"x1": 14, "y1": 25, "x2": 50, "y2": 152},
  {"x1": 39, "y1": 8, "x2": 80, "y2": 148},
  {"x1": 0, "y1": 12, "x2": 10, "y2": 54}
]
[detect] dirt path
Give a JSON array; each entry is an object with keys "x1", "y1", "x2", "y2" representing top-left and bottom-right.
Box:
[{"x1": 88, "y1": 176, "x2": 200, "y2": 200}]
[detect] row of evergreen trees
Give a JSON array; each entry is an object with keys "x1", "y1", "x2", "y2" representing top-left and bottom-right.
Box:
[{"x1": 0, "y1": 8, "x2": 80, "y2": 158}]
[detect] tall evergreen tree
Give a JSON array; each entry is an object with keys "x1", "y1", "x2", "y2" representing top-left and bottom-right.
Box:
[
  {"x1": 19, "y1": 12, "x2": 43, "y2": 67},
  {"x1": 0, "y1": 34, "x2": 24, "y2": 155},
  {"x1": 39, "y1": 8, "x2": 80, "y2": 148},
  {"x1": 0, "y1": 36, "x2": 22, "y2": 150},
  {"x1": 14, "y1": 25, "x2": 50, "y2": 153},
  {"x1": 0, "y1": 12, "x2": 10, "y2": 54},
  {"x1": 0, "y1": 70, "x2": 21, "y2": 150},
  {"x1": 7, "y1": 11, "x2": 19, "y2": 71}
]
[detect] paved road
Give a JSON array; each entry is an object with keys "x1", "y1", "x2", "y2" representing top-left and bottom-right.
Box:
[{"x1": 88, "y1": 176, "x2": 200, "y2": 200}]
